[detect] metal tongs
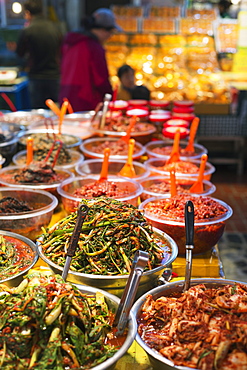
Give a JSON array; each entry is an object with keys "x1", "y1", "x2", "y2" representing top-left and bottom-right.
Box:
[
  {"x1": 183, "y1": 200, "x2": 194, "y2": 292},
  {"x1": 62, "y1": 204, "x2": 89, "y2": 281},
  {"x1": 113, "y1": 250, "x2": 149, "y2": 336},
  {"x1": 99, "y1": 93, "x2": 112, "y2": 129}
]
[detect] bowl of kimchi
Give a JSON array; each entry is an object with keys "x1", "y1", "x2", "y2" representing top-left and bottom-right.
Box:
[
  {"x1": 0, "y1": 187, "x2": 58, "y2": 240},
  {"x1": 0, "y1": 271, "x2": 137, "y2": 370},
  {"x1": 139, "y1": 194, "x2": 233, "y2": 255},
  {"x1": 144, "y1": 157, "x2": 215, "y2": 181},
  {"x1": 80, "y1": 137, "x2": 145, "y2": 161},
  {"x1": 132, "y1": 278, "x2": 247, "y2": 370},
  {"x1": 0, "y1": 230, "x2": 38, "y2": 287}
]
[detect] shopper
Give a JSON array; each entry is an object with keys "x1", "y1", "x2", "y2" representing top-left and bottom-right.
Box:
[
  {"x1": 218, "y1": 0, "x2": 232, "y2": 18},
  {"x1": 15, "y1": 0, "x2": 62, "y2": 109},
  {"x1": 117, "y1": 64, "x2": 150, "y2": 101},
  {"x1": 59, "y1": 8, "x2": 121, "y2": 112}
]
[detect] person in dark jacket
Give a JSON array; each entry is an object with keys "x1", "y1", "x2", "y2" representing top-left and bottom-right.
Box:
[
  {"x1": 15, "y1": 0, "x2": 62, "y2": 109},
  {"x1": 117, "y1": 64, "x2": 150, "y2": 101},
  {"x1": 59, "y1": 8, "x2": 121, "y2": 112}
]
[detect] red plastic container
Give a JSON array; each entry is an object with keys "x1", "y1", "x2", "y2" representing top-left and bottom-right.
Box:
[
  {"x1": 149, "y1": 113, "x2": 171, "y2": 123},
  {"x1": 126, "y1": 108, "x2": 149, "y2": 120},
  {"x1": 172, "y1": 113, "x2": 196, "y2": 122},
  {"x1": 149, "y1": 100, "x2": 170, "y2": 109},
  {"x1": 164, "y1": 119, "x2": 189, "y2": 129},
  {"x1": 172, "y1": 106, "x2": 194, "y2": 114},
  {"x1": 162, "y1": 126, "x2": 189, "y2": 139},
  {"x1": 173, "y1": 100, "x2": 194, "y2": 107},
  {"x1": 128, "y1": 99, "x2": 149, "y2": 108},
  {"x1": 109, "y1": 100, "x2": 129, "y2": 111}
]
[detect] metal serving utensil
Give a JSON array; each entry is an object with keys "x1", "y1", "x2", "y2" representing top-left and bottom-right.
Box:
[
  {"x1": 62, "y1": 203, "x2": 89, "y2": 281},
  {"x1": 113, "y1": 250, "x2": 149, "y2": 336},
  {"x1": 99, "y1": 93, "x2": 112, "y2": 129},
  {"x1": 183, "y1": 200, "x2": 194, "y2": 292}
]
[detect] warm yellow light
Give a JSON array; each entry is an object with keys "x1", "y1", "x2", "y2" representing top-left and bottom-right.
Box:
[
  {"x1": 136, "y1": 72, "x2": 143, "y2": 80},
  {"x1": 12, "y1": 2, "x2": 22, "y2": 14},
  {"x1": 157, "y1": 92, "x2": 164, "y2": 99}
]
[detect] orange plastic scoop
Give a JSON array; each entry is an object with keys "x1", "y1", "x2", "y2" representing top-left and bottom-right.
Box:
[
  {"x1": 63, "y1": 98, "x2": 74, "y2": 114},
  {"x1": 166, "y1": 129, "x2": 181, "y2": 164},
  {"x1": 185, "y1": 117, "x2": 200, "y2": 152},
  {"x1": 189, "y1": 154, "x2": 208, "y2": 193},
  {"x1": 45, "y1": 99, "x2": 61, "y2": 117},
  {"x1": 169, "y1": 165, "x2": 177, "y2": 197},
  {"x1": 59, "y1": 100, "x2": 68, "y2": 134},
  {"x1": 121, "y1": 116, "x2": 136, "y2": 144},
  {"x1": 98, "y1": 148, "x2": 110, "y2": 182},
  {"x1": 26, "y1": 136, "x2": 34, "y2": 165},
  {"x1": 118, "y1": 138, "x2": 136, "y2": 178}
]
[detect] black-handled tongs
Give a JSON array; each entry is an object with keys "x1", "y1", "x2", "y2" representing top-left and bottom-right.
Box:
[
  {"x1": 113, "y1": 250, "x2": 149, "y2": 336},
  {"x1": 183, "y1": 200, "x2": 194, "y2": 292},
  {"x1": 62, "y1": 203, "x2": 89, "y2": 281}
]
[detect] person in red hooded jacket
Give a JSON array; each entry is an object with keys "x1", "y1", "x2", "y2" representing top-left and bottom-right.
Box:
[{"x1": 59, "y1": 8, "x2": 121, "y2": 112}]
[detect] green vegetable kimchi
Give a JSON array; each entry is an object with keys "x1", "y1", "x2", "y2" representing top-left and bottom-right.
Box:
[
  {"x1": 39, "y1": 197, "x2": 170, "y2": 275},
  {"x1": 0, "y1": 272, "x2": 118, "y2": 369}
]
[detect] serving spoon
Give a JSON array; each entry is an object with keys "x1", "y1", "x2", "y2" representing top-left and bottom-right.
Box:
[
  {"x1": 185, "y1": 116, "x2": 200, "y2": 152},
  {"x1": 113, "y1": 250, "x2": 149, "y2": 336},
  {"x1": 97, "y1": 148, "x2": 110, "y2": 183},
  {"x1": 120, "y1": 116, "x2": 136, "y2": 144},
  {"x1": 189, "y1": 153, "x2": 208, "y2": 194},
  {"x1": 166, "y1": 129, "x2": 181, "y2": 164},
  {"x1": 62, "y1": 204, "x2": 89, "y2": 281},
  {"x1": 99, "y1": 93, "x2": 112, "y2": 129},
  {"x1": 118, "y1": 138, "x2": 136, "y2": 178},
  {"x1": 183, "y1": 200, "x2": 194, "y2": 292},
  {"x1": 169, "y1": 165, "x2": 177, "y2": 197}
]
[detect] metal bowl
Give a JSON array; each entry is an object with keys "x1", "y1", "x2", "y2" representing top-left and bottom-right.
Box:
[
  {"x1": 37, "y1": 227, "x2": 178, "y2": 298},
  {"x1": 1, "y1": 111, "x2": 45, "y2": 127},
  {"x1": 0, "y1": 274, "x2": 136, "y2": 370},
  {"x1": 73, "y1": 284, "x2": 136, "y2": 370},
  {"x1": 0, "y1": 230, "x2": 38, "y2": 287},
  {"x1": 132, "y1": 278, "x2": 247, "y2": 370},
  {"x1": 30, "y1": 112, "x2": 94, "y2": 139},
  {"x1": 18, "y1": 129, "x2": 82, "y2": 150}
]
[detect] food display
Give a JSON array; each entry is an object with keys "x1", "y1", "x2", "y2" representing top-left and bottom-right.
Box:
[
  {"x1": 18, "y1": 131, "x2": 82, "y2": 150},
  {"x1": 80, "y1": 137, "x2": 145, "y2": 160},
  {"x1": 0, "y1": 234, "x2": 35, "y2": 282},
  {"x1": 57, "y1": 176, "x2": 143, "y2": 212},
  {"x1": 13, "y1": 149, "x2": 83, "y2": 173},
  {"x1": 0, "y1": 271, "x2": 135, "y2": 369},
  {"x1": 13, "y1": 163, "x2": 64, "y2": 184},
  {"x1": 38, "y1": 197, "x2": 174, "y2": 276},
  {"x1": 134, "y1": 280, "x2": 247, "y2": 370},
  {"x1": 0, "y1": 231, "x2": 37, "y2": 286},
  {"x1": 91, "y1": 116, "x2": 156, "y2": 144},
  {"x1": 0, "y1": 196, "x2": 33, "y2": 213},
  {"x1": 76, "y1": 159, "x2": 150, "y2": 182},
  {"x1": 0, "y1": 165, "x2": 73, "y2": 195},
  {"x1": 139, "y1": 194, "x2": 233, "y2": 254},
  {"x1": 0, "y1": 188, "x2": 58, "y2": 240},
  {"x1": 1, "y1": 111, "x2": 45, "y2": 127},
  {"x1": 145, "y1": 158, "x2": 215, "y2": 181},
  {"x1": 140, "y1": 176, "x2": 216, "y2": 201}
]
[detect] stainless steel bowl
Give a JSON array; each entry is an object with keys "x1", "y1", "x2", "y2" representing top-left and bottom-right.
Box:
[
  {"x1": 73, "y1": 284, "x2": 137, "y2": 370},
  {"x1": 132, "y1": 278, "x2": 247, "y2": 370},
  {"x1": 0, "y1": 230, "x2": 38, "y2": 287},
  {"x1": 37, "y1": 227, "x2": 178, "y2": 298},
  {"x1": 0, "y1": 275, "x2": 136, "y2": 370}
]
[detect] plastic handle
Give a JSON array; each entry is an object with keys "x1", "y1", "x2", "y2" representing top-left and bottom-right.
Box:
[
  {"x1": 66, "y1": 204, "x2": 89, "y2": 257},
  {"x1": 185, "y1": 200, "x2": 194, "y2": 246}
]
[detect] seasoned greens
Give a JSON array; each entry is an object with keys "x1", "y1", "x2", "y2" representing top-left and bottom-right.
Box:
[
  {"x1": 0, "y1": 272, "x2": 118, "y2": 369},
  {"x1": 39, "y1": 197, "x2": 169, "y2": 275}
]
